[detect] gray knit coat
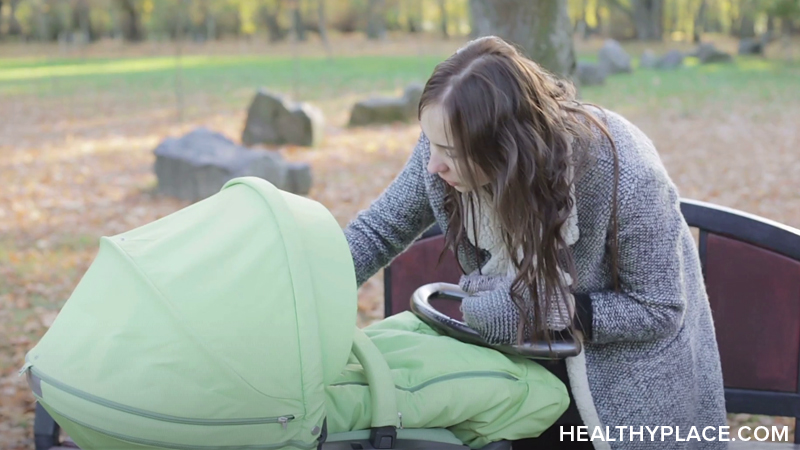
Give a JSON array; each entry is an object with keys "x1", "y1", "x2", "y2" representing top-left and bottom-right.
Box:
[{"x1": 343, "y1": 108, "x2": 729, "y2": 449}]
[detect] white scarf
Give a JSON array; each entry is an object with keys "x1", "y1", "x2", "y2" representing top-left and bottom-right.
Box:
[
  {"x1": 461, "y1": 187, "x2": 579, "y2": 330},
  {"x1": 462, "y1": 188, "x2": 580, "y2": 277}
]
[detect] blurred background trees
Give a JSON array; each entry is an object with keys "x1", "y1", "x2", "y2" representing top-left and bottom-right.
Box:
[{"x1": 0, "y1": 0, "x2": 796, "y2": 47}]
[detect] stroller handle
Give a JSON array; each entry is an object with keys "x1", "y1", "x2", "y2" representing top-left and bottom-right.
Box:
[{"x1": 410, "y1": 283, "x2": 582, "y2": 360}]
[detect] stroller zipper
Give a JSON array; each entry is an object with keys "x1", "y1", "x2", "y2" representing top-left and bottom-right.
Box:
[
  {"x1": 21, "y1": 363, "x2": 297, "y2": 428},
  {"x1": 35, "y1": 401, "x2": 315, "y2": 450},
  {"x1": 400, "y1": 371, "x2": 519, "y2": 393},
  {"x1": 330, "y1": 370, "x2": 519, "y2": 393}
]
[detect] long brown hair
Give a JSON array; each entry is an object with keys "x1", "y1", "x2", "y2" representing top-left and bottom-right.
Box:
[{"x1": 419, "y1": 36, "x2": 620, "y2": 346}]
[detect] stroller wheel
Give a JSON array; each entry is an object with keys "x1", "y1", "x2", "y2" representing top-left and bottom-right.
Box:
[{"x1": 33, "y1": 402, "x2": 61, "y2": 450}]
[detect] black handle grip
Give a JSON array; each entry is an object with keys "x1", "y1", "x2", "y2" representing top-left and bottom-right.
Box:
[{"x1": 410, "y1": 282, "x2": 582, "y2": 360}]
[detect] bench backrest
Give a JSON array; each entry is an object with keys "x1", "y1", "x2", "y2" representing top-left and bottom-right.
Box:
[
  {"x1": 680, "y1": 199, "x2": 800, "y2": 443},
  {"x1": 383, "y1": 224, "x2": 460, "y2": 320},
  {"x1": 384, "y1": 199, "x2": 800, "y2": 443}
]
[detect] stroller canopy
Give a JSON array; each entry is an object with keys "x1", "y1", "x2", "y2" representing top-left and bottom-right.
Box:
[{"x1": 23, "y1": 177, "x2": 357, "y2": 449}]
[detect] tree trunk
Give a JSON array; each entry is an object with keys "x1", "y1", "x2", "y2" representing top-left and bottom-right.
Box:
[
  {"x1": 632, "y1": 0, "x2": 663, "y2": 40},
  {"x1": 8, "y1": 0, "x2": 23, "y2": 36},
  {"x1": 203, "y1": 0, "x2": 216, "y2": 40},
  {"x1": 706, "y1": 0, "x2": 722, "y2": 33},
  {"x1": 576, "y1": 0, "x2": 589, "y2": 39},
  {"x1": 73, "y1": 0, "x2": 93, "y2": 42},
  {"x1": 469, "y1": 0, "x2": 576, "y2": 80},
  {"x1": 782, "y1": 16, "x2": 794, "y2": 37},
  {"x1": 605, "y1": 0, "x2": 634, "y2": 22},
  {"x1": 207, "y1": 13, "x2": 217, "y2": 40},
  {"x1": 118, "y1": 0, "x2": 144, "y2": 42},
  {"x1": 693, "y1": 0, "x2": 708, "y2": 43},
  {"x1": 293, "y1": 0, "x2": 307, "y2": 41},
  {"x1": 439, "y1": 0, "x2": 449, "y2": 38},
  {"x1": 737, "y1": 0, "x2": 756, "y2": 38},
  {"x1": 366, "y1": 0, "x2": 386, "y2": 40},
  {"x1": 669, "y1": 0, "x2": 678, "y2": 36},
  {"x1": 35, "y1": 2, "x2": 48, "y2": 41},
  {"x1": 604, "y1": 0, "x2": 637, "y2": 38},
  {"x1": 260, "y1": 1, "x2": 287, "y2": 42},
  {"x1": 318, "y1": 0, "x2": 330, "y2": 48},
  {"x1": 109, "y1": 4, "x2": 120, "y2": 39},
  {"x1": 172, "y1": 0, "x2": 188, "y2": 42},
  {"x1": 407, "y1": 0, "x2": 421, "y2": 33},
  {"x1": 594, "y1": 0, "x2": 603, "y2": 35}
]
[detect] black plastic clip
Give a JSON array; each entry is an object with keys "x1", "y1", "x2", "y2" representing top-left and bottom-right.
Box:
[
  {"x1": 369, "y1": 426, "x2": 397, "y2": 449},
  {"x1": 316, "y1": 418, "x2": 328, "y2": 450}
]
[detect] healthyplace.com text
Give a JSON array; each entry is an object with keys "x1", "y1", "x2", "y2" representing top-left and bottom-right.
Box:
[{"x1": 560, "y1": 426, "x2": 789, "y2": 442}]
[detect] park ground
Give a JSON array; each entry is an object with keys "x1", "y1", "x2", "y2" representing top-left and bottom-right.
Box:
[{"x1": 1, "y1": 33, "x2": 799, "y2": 448}]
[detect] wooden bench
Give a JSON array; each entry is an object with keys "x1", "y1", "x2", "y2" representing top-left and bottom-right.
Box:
[{"x1": 384, "y1": 199, "x2": 800, "y2": 449}]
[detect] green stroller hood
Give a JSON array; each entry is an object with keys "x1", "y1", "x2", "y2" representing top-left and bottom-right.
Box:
[{"x1": 22, "y1": 177, "x2": 358, "y2": 449}]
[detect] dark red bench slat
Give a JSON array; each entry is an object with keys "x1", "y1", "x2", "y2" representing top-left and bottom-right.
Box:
[
  {"x1": 385, "y1": 234, "x2": 462, "y2": 318},
  {"x1": 705, "y1": 233, "x2": 800, "y2": 393}
]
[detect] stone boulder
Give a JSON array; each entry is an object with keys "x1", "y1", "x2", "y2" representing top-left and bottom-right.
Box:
[
  {"x1": 576, "y1": 61, "x2": 606, "y2": 86},
  {"x1": 348, "y1": 83, "x2": 425, "y2": 127},
  {"x1": 639, "y1": 50, "x2": 658, "y2": 69},
  {"x1": 694, "y1": 43, "x2": 734, "y2": 64},
  {"x1": 598, "y1": 39, "x2": 632, "y2": 74},
  {"x1": 403, "y1": 82, "x2": 424, "y2": 113},
  {"x1": 655, "y1": 50, "x2": 685, "y2": 70},
  {"x1": 241, "y1": 90, "x2": 324, "y2": 147},
  {"x1": 738, "y1": 38, "x2": 764, "y2": 55},
  {"x1": 154, "y1": 127, "x2": 312, "y2": 202}
]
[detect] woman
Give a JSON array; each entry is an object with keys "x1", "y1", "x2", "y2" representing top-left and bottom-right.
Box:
[{"x1": 343, "y1": 36, "x2": 728, "y2": 449}]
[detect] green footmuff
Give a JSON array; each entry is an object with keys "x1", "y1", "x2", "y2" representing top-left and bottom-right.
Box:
[
  {"x1": 327, "y1": 312, "x2": 569, "y2": 448},
  {"x1": 20, "y1": 177, "x2": 568, "y2": 450}
]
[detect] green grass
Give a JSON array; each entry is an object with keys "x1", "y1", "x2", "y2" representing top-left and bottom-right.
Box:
[
  {"x1": 0, "y1": 54, "x2": 445, "y2": 103},
  {"x1": 1, "y1": 51, "x2": 797, "y2": 112},
  {"x1": 577, "y1": 54, "x2": 800, "y2": 114}
]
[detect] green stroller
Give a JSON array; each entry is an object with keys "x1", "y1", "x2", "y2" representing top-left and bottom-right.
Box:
[{"x1": 22, "y1": 177, "x2": 577, "y2": 450}]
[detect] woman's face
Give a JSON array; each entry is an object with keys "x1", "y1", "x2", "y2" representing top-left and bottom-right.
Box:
[{"x1": 420, "y1": 103, "x2": 489, "y2": 193}]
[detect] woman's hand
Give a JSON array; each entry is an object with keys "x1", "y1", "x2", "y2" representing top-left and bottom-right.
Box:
[
  {"x1": 458, "y1": 270, "x2": 575, "y2": 344},
  {"x1": 458, "y1": 277, "x2": 522, "y2": 344},
  {"x1": 458, "y1": 271, "x2": 515, "y2": 295}
]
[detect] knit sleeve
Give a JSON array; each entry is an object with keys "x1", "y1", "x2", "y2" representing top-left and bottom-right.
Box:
[
  {"x1": 459, "y1": 281, "x2": 580, "y2": 345},
  {"x1": 584, "y1": 162, "x2": 688, "y2": 344},
  {"x1": 343, "y1": 132, "x2": 437, "y2": 287},
  {"x1": 460, "y1": 286, "x2": 522, "y2": 345}
]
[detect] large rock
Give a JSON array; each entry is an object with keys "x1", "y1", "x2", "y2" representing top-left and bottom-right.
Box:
[
  {"x1": 403, "y1": 83, "x2": 424, "y2": 116},
  {"x1": 348, "y1": 83, "x2": 425, "y2": 127},
  {"x1": 655, "y1": 50, "x2": 685, "y2": 70},
  {"x1": 598, "y1": 39, "x2": 632, "y2": 74},
  {"x1": 241, "y1": 90, "x2": 324, "y2": 147},
  {"x1": 576, "y1": 61, "x2": 606, "y2": 86},
  {"x1": 738, "y1": 38, "x2": 764, "y2": 55},
  {"x1": 154, "y1": 127, "x2": 312, "y2": 202},
  {"x1": 695, "y1": 43, "x2": 734, "y2": 64},
  {"x1": 639, "y1": 49, "x2": 658, "y2": 69}
]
